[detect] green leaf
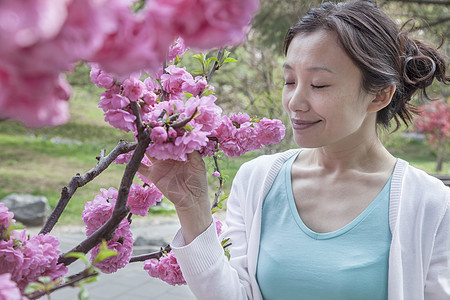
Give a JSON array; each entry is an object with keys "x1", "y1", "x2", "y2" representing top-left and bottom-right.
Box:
[
  {"x1": 38, "y1": 276, "x2": 52, "y2": 284},
  {"x1": 65, "y1": 252, "x2": 89, "y2": 265},
  {"x1": 223, "y1": 57, "x2": 238, "y2": 63},
  {"x1": 82, "y1": 274, "x2": 99, "y2": 284},
  {"x1": 224, "y1": 249, "x2": 231, "y2": 261},
  {"x1": 221, "y1": 238, "x2": 231, "y2": 247},
  {"x1": 24, "y1": 282, "x2": 45, "y2": 294},
  {"x1": 78, "y1": 286, "x2": 90, "y2": 300},
  {"x1": 183, "y1": 92, "x2": 194, "y2": 98},
  {"x1": 93, "y1": 241, "x2": 117, "y2": 265},
  {"x1": 201, "y1": 88, "x2": 214, "y2": 97},
  {"x1": 174, "y1": 55, "x2": 181, "y2": 65},
  {"x1": 192, "y1": 70, "x2": 204, "y2": 76},
  {"x1": 209, "y1": 57, "x2": 220, "y2": 63}
]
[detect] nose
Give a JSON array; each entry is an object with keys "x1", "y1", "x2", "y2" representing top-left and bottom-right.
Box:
[{"x1": 285, "y1": 84, "x2": 310, "y2": 113}]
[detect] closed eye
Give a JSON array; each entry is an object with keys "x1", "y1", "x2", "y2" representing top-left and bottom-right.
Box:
[
  {"x1": 311, "y1": 84, "x2": 329, "y2": 89},
  {"x1": 284, "y1": 82, "x2": 295, "y2": 85}
]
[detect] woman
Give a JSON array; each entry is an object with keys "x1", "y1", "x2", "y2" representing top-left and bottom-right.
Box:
[{"x1": 139, "y1": 0, "x2": 449, "y2": 299}]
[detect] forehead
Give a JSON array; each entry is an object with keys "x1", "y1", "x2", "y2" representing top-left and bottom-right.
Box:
[{"x1": 284, "y1": 30, "x2": 358, "y2": 75}]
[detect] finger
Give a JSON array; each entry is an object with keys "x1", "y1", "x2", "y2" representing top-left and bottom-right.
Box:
[{"x1": 137, "y1": 162, "x2": 152, "y2": 177}]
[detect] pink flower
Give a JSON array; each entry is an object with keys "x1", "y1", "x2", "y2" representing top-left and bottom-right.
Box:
[
  {"x1": 0, "y1": 70, "x2": 71, "y2": 128},
  {"x1": 104, "y1": 109, "x2": 136, "y2": 132},
  {"x1": 183, "y1": 95, "x2": 222, "y2": 132},
  {"x1": 256, "y1": 118, "x2": 286, "y2": 146},
  {"x1": 212, "y1": 171, "x2": 220, "y2": 178},
  {"x1": 199, "y1": 139, "x2": 218, "y2": 157},
  {"x1": 114, "y1": 151, "x2": 134, "y2": 165},
  {"x1": 99, "y1": 93, "x2": 130, "y2": 111},
  {"x1": 181, "y1": 76, "x2": 207, "y2": 96},
  {"x1": 82, "y1": 188, "x2": 134, "y2": 273},
  {"x1": 122, "y1": 78, "x2": 146, "y2": 101},
  {"x1": 127, "y1": 183, "x2": 163, "y2": 216},
  {"x1": 149, "y1": 0, "x2": 259, "y2": 50},
  {"x1": 90, "y1": 64, "x2": 115, "y2": 89},
  {"x1": 0, "y1": 273, "x2": 22, "y2": 300},
  {"x1": 168, "y1": 37, "x2": 188, "y2": 63},
  {"x1": 144, "y1": 77, "x2": 161, "y2": 92},
  {"x1": 230, "y1": 112, "x2": 251, "y2": 124},
  {"x1": 144, "y1": 215, "x2": 223, "y2": 286},
  {"x1": 0, "y1": 230, "x2": 67, "y2": 292},
  {"x1": 92, "y1": 6, "x2": 174, "y2": 77},
  {"x1": 82, "y1": 187, "x2": 118, "y2": 236},
  {"x1": 142, "y1": 91, "x2": 158, "y2": 109},
  {"x1": 0, "y1": 204, "x2": 14, "y2": 238},
  {"x1": 213, "y1": 215, "x2": 223, "y2": 236},
  {"x1": 0, "y1": 0, "x2": 119, "y2": 127},
  {"x1": 161, "y1": 65, "x2": 193, "y2": 96},
  {"x1": 17, "y1": 234, "x2": 68, "y2": 290},
  {"x1": 144, "y1": 251, "x2": 186, "y2": 286},
  {"x1": 0, "y1": 239, "x2": 24, "y2": 279},
  {"x1": 150, "y1": 127, "x2": 168, "y2": 144},
  {"x1": 236, "y1": 122, "x2": 260, "y2": 151},
  {"x1": 90, "y1": 222, "x2": 133, "y2": 274}
]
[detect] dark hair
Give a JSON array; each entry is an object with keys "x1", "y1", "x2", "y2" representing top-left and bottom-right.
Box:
[{"x1": 284, "y1": 0, "x2": 449, "y2": 130}]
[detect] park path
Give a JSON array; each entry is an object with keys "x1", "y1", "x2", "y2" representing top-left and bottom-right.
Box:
[{"x1": 28, "y1": 216, "x2": 198, "y2": 300}]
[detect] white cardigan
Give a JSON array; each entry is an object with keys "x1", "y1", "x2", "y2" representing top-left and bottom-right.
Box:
[{"x1": 171, "y1": 149, "x2": 450, "y2": 300}]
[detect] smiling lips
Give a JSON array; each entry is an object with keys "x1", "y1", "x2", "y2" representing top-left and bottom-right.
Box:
[{"x1": 291, "y1": 119, "x2": 321, "y2": 130}]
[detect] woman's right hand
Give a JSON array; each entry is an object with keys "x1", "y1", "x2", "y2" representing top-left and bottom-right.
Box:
[{"x1": 138, "y1": 151, "x2": 212, "y2": 243}]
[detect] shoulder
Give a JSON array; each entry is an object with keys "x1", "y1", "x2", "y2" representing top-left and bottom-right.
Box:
[
  {"x1": 403, "y1": 164, "x2": 449, "y2": 198},
  {"x1": 399, "y1": 161, "x2": 449, "y2": 220}
]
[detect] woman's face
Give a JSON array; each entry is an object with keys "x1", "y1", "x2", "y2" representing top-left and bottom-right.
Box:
[{"x1": 282, "y1": 30, "x2": 377, "y2": 149}]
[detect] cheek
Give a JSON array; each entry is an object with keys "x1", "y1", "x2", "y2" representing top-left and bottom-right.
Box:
[{"x1": 281, "y1": 91, "x2": 290, "y2": 113}]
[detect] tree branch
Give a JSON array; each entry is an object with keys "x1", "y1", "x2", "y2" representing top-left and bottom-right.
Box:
[
  {"x1": 40, "y1": 140, "x2": 137, "y2": 235},
  {"x1": 58, "y1": 101, "x2": 151, "y2": 266}
]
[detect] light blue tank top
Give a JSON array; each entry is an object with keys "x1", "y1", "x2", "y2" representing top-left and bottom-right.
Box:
[{"x1": 256, "y1": 152, "x2": 392, "y2": 300}]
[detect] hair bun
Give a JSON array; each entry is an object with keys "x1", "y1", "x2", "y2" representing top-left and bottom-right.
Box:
[{"x1": 402, "y1": 55, "x2": 436, "y2": 88}]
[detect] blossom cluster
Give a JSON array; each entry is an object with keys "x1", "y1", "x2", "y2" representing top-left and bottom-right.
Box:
[
  {"x1": 143, "y1": 216, "x2": 224, "y2": 286},
  {"x1": 1, "y1": 0, "x2": 259, "y2": 127},
  {"x1": 82, "y1": 187, "x2": 133, "y2": 273},
  {"x1": 92, "y1": 40, "x2": 286, "y2": 161},
  {"x1": 81, "y1": 183, "x2": 163, "y2": 273},
  {"x1": 0, "y1": 205, "x2": 67, "y2": 293},
  {"x1": 208, "y1": 113, "x2": 286, "y2": 157}
]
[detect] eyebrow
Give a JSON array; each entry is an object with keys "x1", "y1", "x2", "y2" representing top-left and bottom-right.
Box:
[{"x1": 283, "y1": 62, "x2": 335, "y2": 74}]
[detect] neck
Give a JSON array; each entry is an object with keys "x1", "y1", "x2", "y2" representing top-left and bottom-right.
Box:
[{"x1": 306, "y1": 130, "x2": 395, "y2": 174}]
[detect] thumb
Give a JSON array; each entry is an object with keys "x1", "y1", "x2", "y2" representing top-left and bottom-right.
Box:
[{"x1": 137, "y1": 162, "x2": 152, "y2": 178}]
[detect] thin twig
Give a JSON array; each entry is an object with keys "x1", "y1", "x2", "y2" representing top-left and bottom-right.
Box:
[
  {"x1": 211, "y1": 153, "x2": 223, "y2": 211},
  {"x1": 171, "y1": 108, "x2": 198, "y2": 128},
  {"x1": 206, "y1": 48, "x2": 225, "y2": 83},
  {"x1": 129, "y1": 245, "x2": 172, "y2": 263},
  {"x1": 28, "y1": 270, "x2": 99, "y2": 300},
  {"x1": 40, "y1": 140, "x2": 137, "y2": 235}
]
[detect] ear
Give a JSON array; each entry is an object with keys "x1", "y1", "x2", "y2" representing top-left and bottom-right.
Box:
[{"x1": 367, "y1": 85, "x2": 396, "y2": 112}]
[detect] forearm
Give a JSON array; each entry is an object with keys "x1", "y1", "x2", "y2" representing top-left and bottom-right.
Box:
[{"x1": 175, "y1": 198, "x2": 213, "y2": 244}]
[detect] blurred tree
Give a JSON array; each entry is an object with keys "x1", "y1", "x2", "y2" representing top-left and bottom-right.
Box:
[{"x1": 414, "y1": 99, "x2": 450, "y2": 173}]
